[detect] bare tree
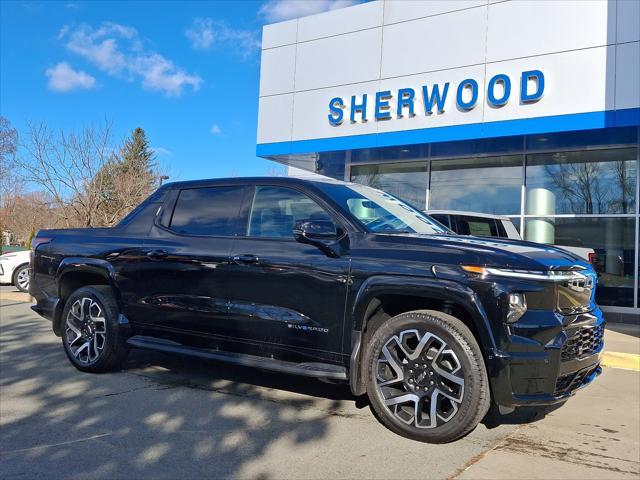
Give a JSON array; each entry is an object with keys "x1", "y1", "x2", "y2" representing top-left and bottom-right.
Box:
[
  {"x1": 0, "y1": 117, "x2": 22, "y2": 243},
  {"x1": 1, "y1": 191, "x2": 61, "y2": 244},
  {"x1": 15, "y1": 121, "x2": 118, "y2": 227}
]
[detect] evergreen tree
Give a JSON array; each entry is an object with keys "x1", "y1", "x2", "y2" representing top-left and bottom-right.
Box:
[
  {"x1": 120, "y1": 127, "x2": 156, "y2": 177},
  {"x1": 92, "y1": 127, "x2": 159, "y2": 225},
  {"x1": 25, "y1": 225, "x2": 36, "y2": 249}
]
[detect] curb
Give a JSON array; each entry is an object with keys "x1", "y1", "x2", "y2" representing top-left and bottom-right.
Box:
[
  {"x1": 602, "y1": 351, "x2": 640, "y2": 372},
  {"x1": 0, "y1": 292, "x2": 33, "y2": 303}
]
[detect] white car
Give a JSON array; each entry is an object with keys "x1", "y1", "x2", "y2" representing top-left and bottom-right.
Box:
[
  {"x1": 426, "y1": 210, "x2": 595, "y2": 262},
  {"x1": 0, "y1": 250, "x2": 31, "y2": 293}
]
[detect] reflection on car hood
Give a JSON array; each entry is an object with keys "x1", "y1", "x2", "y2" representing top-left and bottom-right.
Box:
[{"x1": 374, "y1": 233, "x2": 590, "y2": 271}]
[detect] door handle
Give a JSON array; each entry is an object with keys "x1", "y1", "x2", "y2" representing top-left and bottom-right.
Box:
[
  {"x1": 146, "y1": 249, "x2": 168, "y2": 261},
  {"x1": 232, "y1": 254, "x2": 260, "y2": 264}
]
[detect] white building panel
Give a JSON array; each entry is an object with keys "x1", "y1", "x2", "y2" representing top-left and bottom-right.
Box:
[
  {"x1": 376, "y1": 65, "x2": 486, "y2": 134},
  {"x1": 484, "y1": 47, "x2": 615, "y2": 123},
  {"x1": 257, "y1": 94, "x2": 294, "y2": 144},
  {"x1": 259, "y1": 45, "x2": 297, "y2": 96},
  {"x1": 291, "y1": 81, "x2": 380, "y2": 141},
  {"x1": 262, "y1": 19, "x2": 297, "y2": 49},
  {"x1": 381, "y1": 6, "x2": 488, "y2": 79},
  {"x1": 615, "y1": 41, "x2": 640, "y2": 110},
  {"x1": 294, "y1": 28, "x2": 382, "y2": 92},
  {"x1": 383, "y1": 0, "x2": 487, "y2": 25},
  {"x1": 297, "y1": 0, "x2": 383, "y2": 42},
  {"x1": 617, "y1": 0, "x2": 640, "y2": 43},
  {"x1": 486, "y1": 0, "x2": 614, "y2": 63}
]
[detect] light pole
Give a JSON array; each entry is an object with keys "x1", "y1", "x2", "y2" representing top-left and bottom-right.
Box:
[{"x1": 159, "y1": 175, "x2": 170, "y2": 186}]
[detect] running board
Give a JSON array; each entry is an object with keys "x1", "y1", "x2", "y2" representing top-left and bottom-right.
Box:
[{"x1": 126, "y1": 336, "x2": 347, "y2": 380}]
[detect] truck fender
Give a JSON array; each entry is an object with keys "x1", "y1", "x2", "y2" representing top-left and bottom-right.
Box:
[
  {"x1": 348, "y1": 275, "x2": 497, "y2": 396},
  {"x1": 53, "y1": 258, "x2": 123, "y2": 332}
]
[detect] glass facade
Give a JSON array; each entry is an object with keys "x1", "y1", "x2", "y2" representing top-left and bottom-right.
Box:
[
  {"x1": 429, "y1": 156, "x2": 522, "y2": 215},
  {"x1": 350, "y1": 162, "x2": 428, "y2": 210},
  {"x1": 343, "y1": 130, "x2": 639, "y2": 313}
]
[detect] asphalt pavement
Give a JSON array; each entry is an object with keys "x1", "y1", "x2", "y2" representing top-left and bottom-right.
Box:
[{"x1": 1, "y1": 297, "x2": 638, "y2": 479}]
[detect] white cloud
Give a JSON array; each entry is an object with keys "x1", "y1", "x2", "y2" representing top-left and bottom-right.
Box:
[
  {"x1": 210, "y1": 124, "x2": 222, "y2": 135},
  {"x1": 259, "y1": 0, "x2": 360, "y2": 23},
  {"x1": 59, "y1": 22, "x2": 201, "y2": 96},
  {"x1": 46, "y1": 62, "x2": 96, "y2": 92},
  {"x1": 185, "y1": 18, "x2": 260, "y2": 59}
]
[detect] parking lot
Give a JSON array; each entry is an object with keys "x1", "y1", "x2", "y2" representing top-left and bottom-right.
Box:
[{"x1": 1, "y1": 290, "x2": 638, "y2": 479}]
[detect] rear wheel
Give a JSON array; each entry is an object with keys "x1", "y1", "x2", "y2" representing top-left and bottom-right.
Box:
[
  {"x1": 12, "y1": 264, "x2": 29, "y2": 293},
  {"x1": 365, "y1": 310, "x2": 490, "y2": 443},
  {"x1": 61, "y1": 286, "x2": 129, "y2": 373}
]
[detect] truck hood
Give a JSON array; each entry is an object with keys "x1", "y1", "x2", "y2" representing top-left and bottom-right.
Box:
[{"x1": 372, "y1": 233, "x2": 590, "y2": 271}]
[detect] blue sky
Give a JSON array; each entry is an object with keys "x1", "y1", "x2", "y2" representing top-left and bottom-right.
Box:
[{"x1": 0, "y1": 0, "x2": 360, "y2": 181}]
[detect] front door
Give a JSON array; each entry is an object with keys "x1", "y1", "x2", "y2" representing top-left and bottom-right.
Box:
[{"x1": 227, "y1": 185, "x2": 350, "y2": 359}]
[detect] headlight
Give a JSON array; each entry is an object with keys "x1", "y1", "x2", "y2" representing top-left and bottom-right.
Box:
[{"x1": 461, "y1": 265, "x2": 588, "y2": 282}]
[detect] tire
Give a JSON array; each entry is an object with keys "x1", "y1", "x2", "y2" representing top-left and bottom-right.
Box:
[
  {"x1": 12, "y1": 264, "x2": 30, "y2": 293},
  {"x1": 61, "y1": 285, "x2": 129, "y2": 373},
  {"x1": 365, "y1": 310, "x2": 490, "y2": 443}
]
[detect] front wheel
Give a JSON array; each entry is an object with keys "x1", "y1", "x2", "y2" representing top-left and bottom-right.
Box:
[
  {"x1": 12, "y1": 264, "x2": 30, "y2": 293},
  {"x1": 61, "y1": 286, "x2": 129, "y2": 373},
  {"x1": 365, "y1": 310, "x2": 490, "y2": 443}
]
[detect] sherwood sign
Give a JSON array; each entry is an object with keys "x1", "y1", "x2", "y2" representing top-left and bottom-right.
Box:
[{"x1": 327, "y1": 70, "x2": 545, "y2": 126}]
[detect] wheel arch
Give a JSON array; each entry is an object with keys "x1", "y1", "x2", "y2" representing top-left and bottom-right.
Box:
[
  {"x1": 52, "y1": 259, "x2": 120, "y2": 335},
  {"x1": 11, "y1": 261, "x2": 29, "y2": 279},
  {"x1": 348, "y1": 276, "x2": 497, "y2": 396}
]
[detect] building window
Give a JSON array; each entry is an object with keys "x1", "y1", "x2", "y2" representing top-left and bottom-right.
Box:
[
  {"x1": 429, "y1": 155, "x2": 522, "y2": 215},
  {"x1": 525, "y1": 148, "x2": 637, "y2": 215},
  {"x1": 350, "y1": 162, "x2": 428, "y2": 210},
  {"x1": 524, "y1": 217, "x2": 636, "y2": 307}
]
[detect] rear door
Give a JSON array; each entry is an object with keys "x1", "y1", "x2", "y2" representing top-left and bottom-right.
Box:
[
  {"x1": 226, "y1": 184, "x2": 350, "y2": 358},
  {"x1": 131, "y1": 184, "x2": 251, "y2": 337}
]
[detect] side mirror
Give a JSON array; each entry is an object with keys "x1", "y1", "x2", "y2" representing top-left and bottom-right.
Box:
[
  {"x1": 293, "y1": 220, "x2": 337, "y2": 241},
  {"x1": 293, "y1": 220, "x2": 343, "y2": 257}
]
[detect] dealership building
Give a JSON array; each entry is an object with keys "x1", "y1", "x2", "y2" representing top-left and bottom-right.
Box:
[{"x1": 256, "y1": 0, "x2": 640, "y2": 321}]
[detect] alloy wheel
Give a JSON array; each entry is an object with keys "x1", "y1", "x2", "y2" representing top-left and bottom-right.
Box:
[
  {"x1": 375, "y1": 329, "x2": 465, "y2": 429},
  {"x1": 16, "y1": 267, "x2": 29, "y2": 291},
  {"x1": 64, "y1": 297, "x2": 107, "y2": 364}
]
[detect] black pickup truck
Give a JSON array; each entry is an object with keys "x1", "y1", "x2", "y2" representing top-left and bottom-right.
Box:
[{"x1": 30, "y1": 177, "x2": 604, "y2": 443}]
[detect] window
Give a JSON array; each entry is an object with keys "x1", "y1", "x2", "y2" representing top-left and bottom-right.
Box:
[
  {"x1": 429, "y1": 155, "x2": 522, "y2": 215},
  {"x1": 170, "y1": 186, "x2": 247, "y2": 236},
  {"x1": 450, "y1": 215, "x2": 502, "y2": 238},
  {"x1": 430, "y1": 214, "x2": 450, "y2": 228},
  {"x1": 248, "y1": 186, "x2": 332, "y2": 238},
  {"x1": 350, "y1": 162, "x2": 428, "y2": 210},
  {"x1": 318, "y1": 183, "x2": 449, "y2": 235},
  {"x1": 526, "y1": 148, "x2": 637, "y2": 214}
]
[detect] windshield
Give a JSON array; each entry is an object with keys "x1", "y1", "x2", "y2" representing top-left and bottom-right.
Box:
[{"x1": 320, "y1": 183, "x2": 451, "y2": 235}]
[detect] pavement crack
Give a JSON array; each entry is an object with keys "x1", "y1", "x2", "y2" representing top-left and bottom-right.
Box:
[
  {"x1": 447, "y1": 425, "x2": 524, "y2": 479},
  {"x1": 2, "y1": 433, "x2": 113, "y2": 454},
  {"x1": 97, "y1": 383, "x2": 156, "y2": 397}
]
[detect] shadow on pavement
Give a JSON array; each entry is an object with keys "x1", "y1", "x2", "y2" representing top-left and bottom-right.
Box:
[
  {"x1": 0, "y1": 310, "x2": 340, "y2": 479},
  {"x1": 482, "y1": 403, "x2": 565, "y2": 429},
  {"x1": 606, "y1": 322, "x2": 640, "y2": 338}
]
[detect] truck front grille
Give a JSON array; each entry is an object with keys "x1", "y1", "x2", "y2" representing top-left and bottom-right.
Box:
[{"x1": 561, "y1": 325, "x2": 604, "y2": 361}]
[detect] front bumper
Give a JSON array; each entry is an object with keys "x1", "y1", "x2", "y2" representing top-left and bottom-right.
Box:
[{"x1": 490, "y1": 307, "x2": 604, "y2": 408}]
